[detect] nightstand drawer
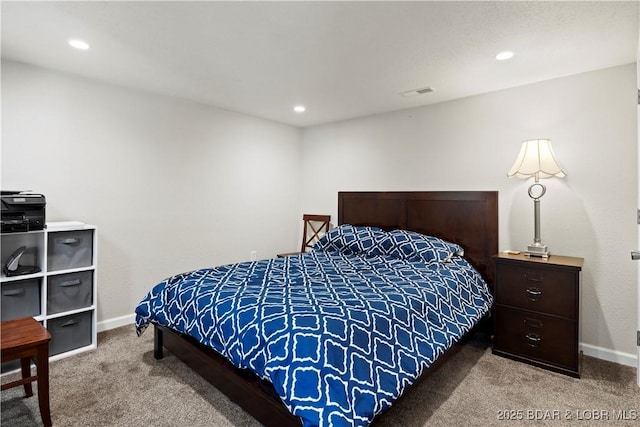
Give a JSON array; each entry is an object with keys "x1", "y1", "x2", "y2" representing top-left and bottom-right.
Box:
[
  {"x1": 496, "y1": 263, "x2": 576, "y2": 318},
  {"x1": 494, "y1": 306, "x2": 577, "y2": 370}
]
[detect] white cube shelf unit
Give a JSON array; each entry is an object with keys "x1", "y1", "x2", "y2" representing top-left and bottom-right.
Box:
[{"x1": 1, "y1": 221, "x2": 97, "y2": 362}]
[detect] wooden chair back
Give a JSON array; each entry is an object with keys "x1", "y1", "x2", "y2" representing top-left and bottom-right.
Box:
[{"x1": 301, "y1": 214, "x2": 331, "y2": 252}]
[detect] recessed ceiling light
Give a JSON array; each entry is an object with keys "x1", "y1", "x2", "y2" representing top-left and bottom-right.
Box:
[
  {"x1": 68, "y1": 39, "x2": 90, "y2": 50},
  {"x1": 496, "y1": 51, "x2": 514, "y2": 61},
  {"x1": 293, "y1": 105, "x2": 306, "y2": 113}
]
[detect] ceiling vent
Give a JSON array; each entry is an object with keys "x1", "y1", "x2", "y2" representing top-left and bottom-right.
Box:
[{"x1": 400, "y1": 86, "x2": 435, "y2": 97}]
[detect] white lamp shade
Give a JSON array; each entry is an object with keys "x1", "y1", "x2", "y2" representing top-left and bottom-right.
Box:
[{"x1": 507, "y1": 139, "x2": 566, "y2": 180}]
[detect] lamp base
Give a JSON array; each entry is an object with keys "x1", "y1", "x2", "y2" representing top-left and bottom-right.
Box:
[{"x1": 526, "y1": 243, "x2": 549, "y2": 258}]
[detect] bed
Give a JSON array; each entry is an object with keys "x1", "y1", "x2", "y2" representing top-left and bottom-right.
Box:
[{"x1": 135, "y1": 191, "x2": 498, "y2": 427}]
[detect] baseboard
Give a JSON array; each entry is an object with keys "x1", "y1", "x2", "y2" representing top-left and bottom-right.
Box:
[
  {"x1": 580, "y1": 342, "x2": 637, "y2": 368},
  {"x1": 97, "y1": 313, "x2": 135, "y2": 333}
]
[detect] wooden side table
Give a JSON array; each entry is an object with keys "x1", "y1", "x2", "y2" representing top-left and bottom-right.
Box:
[
  {"x1": 492, "y1": 253, "x2": 583, "y2": 378},
  {"x1": 1, "y1": 316, "x2": 52, "y2": 427}
]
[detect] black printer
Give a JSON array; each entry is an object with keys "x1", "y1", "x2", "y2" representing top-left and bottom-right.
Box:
[{"x1": 1, "y1": 191, "x2": 46, "y2": 232}]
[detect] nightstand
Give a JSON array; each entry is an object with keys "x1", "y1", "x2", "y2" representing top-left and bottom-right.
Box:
[{"x1": 492, "y1": 253, "x2": 584, "y2": 378}]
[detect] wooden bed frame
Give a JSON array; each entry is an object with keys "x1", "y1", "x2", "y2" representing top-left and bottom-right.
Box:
[{"x1": 153, "y1": 191, "x2": 498, "y2": 427}]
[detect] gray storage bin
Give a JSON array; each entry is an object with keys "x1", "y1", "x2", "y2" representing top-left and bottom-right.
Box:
[
  {"x1": 47, "y1": 271, "x2": 93, "y2": 315},
  {"x1": 48, "y1": 311, "x2": 92, "y2": 356},
  {"x1": 1, "y1": 279, "x2": 41, "y2": 321},
  {"x1": 47, "y1": 230, "x2": 93, "y2": 271},
  {"x1": 1, "y1": 359, "x2": 22, "y2": 374}
]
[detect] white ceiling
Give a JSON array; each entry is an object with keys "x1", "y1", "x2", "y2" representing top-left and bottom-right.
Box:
[{"x1": 2, "y1": 1, "x2": 638, "y2": 128}]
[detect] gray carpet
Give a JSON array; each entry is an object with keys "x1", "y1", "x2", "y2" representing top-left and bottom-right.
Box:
[{"x1": 1, "y1": 325, "x2": 638, "y2": 426}]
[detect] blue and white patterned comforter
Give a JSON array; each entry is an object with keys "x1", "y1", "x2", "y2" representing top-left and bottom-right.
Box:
[{"x1": 135, "y1": 243, "x2": 492, "y2": 427}]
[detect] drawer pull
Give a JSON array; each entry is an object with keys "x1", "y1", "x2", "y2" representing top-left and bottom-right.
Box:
[
  {"x1": 525, "y1": 287, "x2": 542, "y2": 301},
  {"x1": 56, "y1": 238, "x2": 80, "y2": 245},
  {"x1": 524, "y1": 273, "x2": 544, "y2": 282},
  {"x1": 524, "y1": 318, "x2": 543, "y2": 328},
  {"x1": 525, "y1": 333, "x2": 541, "y2": 347},
  {"x1": 59, "y1": 279, "x2": 82, "y2": 287},
  {"x1": 2, "y1": 288, "x2": 25, "y2": 296}
]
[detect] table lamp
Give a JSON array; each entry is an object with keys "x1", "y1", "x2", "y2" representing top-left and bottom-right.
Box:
[{"x1": 508, "y1": 139, "x2": 565, "y2": 257}]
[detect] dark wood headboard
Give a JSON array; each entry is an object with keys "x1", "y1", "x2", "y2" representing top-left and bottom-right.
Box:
[{"x1": 338, "y1": 191, "x2": 498, "y2": 286}]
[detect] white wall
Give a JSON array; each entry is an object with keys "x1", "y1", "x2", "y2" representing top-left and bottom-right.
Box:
[
  {"x1": 2, "y1": 59, "x2": 637, "y2": 363},
  {"x1": 300, "y1": 64, "x2": 638, "y2": 360},
  {"x1": 1, "y1": 60, "x2": 302, "y2": 324}
]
